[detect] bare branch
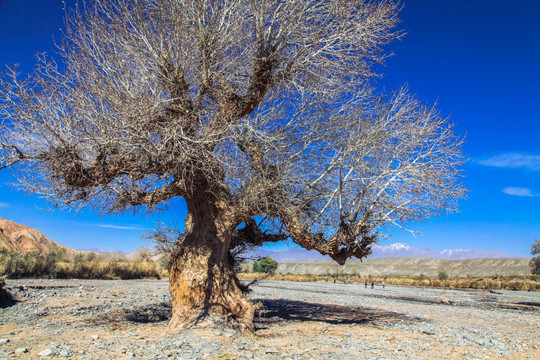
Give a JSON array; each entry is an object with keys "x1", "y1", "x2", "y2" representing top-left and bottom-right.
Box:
[{"x1": 0, "y1": 0, "x2": 464, "y2": 265}]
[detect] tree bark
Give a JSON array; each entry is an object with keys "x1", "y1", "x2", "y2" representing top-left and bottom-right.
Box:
[{"x1": 167, "y1": 197, "x2": 258, "y2": 331}]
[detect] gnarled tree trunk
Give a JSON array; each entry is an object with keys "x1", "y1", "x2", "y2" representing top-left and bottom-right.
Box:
[{"x1": 167, "y1": 197, "x2": 257, "y2": 331}]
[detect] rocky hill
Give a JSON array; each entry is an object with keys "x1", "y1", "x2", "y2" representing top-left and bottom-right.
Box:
[
  {"x1": 274, "y1": 257, "x2": 532, "y2": 277},
  {"x1": 0, "y1": 216, "x2": 74, "y2": 255}
]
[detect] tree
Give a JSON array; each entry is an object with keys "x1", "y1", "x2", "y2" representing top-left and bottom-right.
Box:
[
  {"x1": 253, "y1": 257, "x2": 278, "y2": 274},
  {"x1": 0, "y1": 0, "x2": 465, "y2": 330},
  {"x1": 438, "y1": 270, "x2": 449, "y2": 280},
  {"x1": 530, "y1": 239, "x2": 540, "y2": 275},
  {"x1": 134, "y1": 246, "x2": 154, "y2": 263}
]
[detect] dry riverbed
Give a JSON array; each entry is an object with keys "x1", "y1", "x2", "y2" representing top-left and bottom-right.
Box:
[{"x1": 1, "y1": 279, "x2": 539, "y2": 359}]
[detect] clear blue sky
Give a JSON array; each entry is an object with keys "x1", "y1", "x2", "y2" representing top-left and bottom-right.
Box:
[{"x1": 0, "y1": 0, "x2": 538, "y2": 255}]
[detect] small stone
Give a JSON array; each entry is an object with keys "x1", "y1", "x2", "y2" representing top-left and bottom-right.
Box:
[
  {"x1": 0, "y1": 339, "x2": 9, "y2": 346},
  {"x1": 491, "y1": 339, "x2": 506, "y2": 350},
  {"x1": 59, "y1": 350, "x2": 71, "y2": 357},
  {"x1": 39, "y1": 348, "x2": 54, "y2": 356},
  {"x1": 91, "y1": 335, "x2": 99, "y2": 341},
  {"x1": 15, "y1": 348, "x2": 28, "y2": 354}
]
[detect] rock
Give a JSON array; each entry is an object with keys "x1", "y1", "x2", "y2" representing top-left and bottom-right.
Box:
[
  {"x1": 59, "y1": 349, "x2": 71, "y2": 357},
  {"x1": 91, "y1": 335, "x2": 99, "y2": 341},
  {"x1": 0, "y1": 339, "x2": 8, "y2": 346},
  {"x1": 491, "y1": 339, "x2": 507, "y2": 350},
  {"x1": 14, "y1": 348, "x2": 28, "y2": 354},
  {"x1": 38, "y1": 348, "x2": 54, "y2": 356}
]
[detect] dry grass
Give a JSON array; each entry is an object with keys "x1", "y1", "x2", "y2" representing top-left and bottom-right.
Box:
[
  {"x1": 0, "y1": 248, "x2": 167, "y2": 280},
  {"x1": 55, "y1": 260, "x2": 166, "y2": 280},
  {"x1": 238, "y1": 273, "x2": 540, "y2": 292}
]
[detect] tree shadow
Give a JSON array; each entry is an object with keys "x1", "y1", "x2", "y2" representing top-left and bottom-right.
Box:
[
  {"x1": 81, "y1": 302, "x2": 172, "y2": 328},
  {"x1": 517, "y1": 301, "x2": 540, "y2": 308},
  {"x1": 0, "y1": 286, "x2": 17, "y2": 308},
  {"x1": 254, "y1": 298, "x2": 423, "y2": 328},
  {"x1": 124, "y1": 302, "x2": 172, "y2": 323}
]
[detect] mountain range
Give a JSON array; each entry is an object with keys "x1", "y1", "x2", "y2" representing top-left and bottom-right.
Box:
[
  {"x1": 247, "y1": 242, "x2": 525, "y2": 262},
  {"x1": 0, "y1": 216, "x2": 525, "y2": 261}
]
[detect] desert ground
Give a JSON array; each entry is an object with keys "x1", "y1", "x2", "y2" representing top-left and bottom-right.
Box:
[{"x1": 1, "y1": 279, "x2": 539, "y2": 360}]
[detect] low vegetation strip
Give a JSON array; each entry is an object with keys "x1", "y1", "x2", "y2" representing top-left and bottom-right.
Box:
[
  {"x1": 238, "y1": 272, "x2": 540, "y2": 291},
  {"x1": 0, "y1": 248, "x2": 166, "y2": 280},
  {"x1": 240, "y1": 257, "x2": 539, "y2": 291}
]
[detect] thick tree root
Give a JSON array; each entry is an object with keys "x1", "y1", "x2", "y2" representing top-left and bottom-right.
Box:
[{"x1": 167, "y1": 300, "x2": 261, "y2": 333}]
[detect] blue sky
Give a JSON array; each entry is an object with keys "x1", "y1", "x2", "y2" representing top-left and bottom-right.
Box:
[{"x1": 0, "y1": 0, "x2": 539, "y2": 256}]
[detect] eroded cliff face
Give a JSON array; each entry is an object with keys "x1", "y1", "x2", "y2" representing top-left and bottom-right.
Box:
[{"x1": 0, "y1": 216, "x2": 74, "y2": 255}]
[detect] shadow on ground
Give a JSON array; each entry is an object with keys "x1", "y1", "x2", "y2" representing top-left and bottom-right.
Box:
[
  {"x1": 81, "y1": 299, "x2": 425, "y2": 330},
  {"x1": 124, "y1": 302, "x2": 172, "y2": 323},
  {"x1": 0, "y1": 284, "x2": 17, "y2": 308},
  {"x1": 81, "y1": 302, "x2": 172, "y2": 328},
  {"x1": 254, "y1": 298, "x2": 422, "y2": 328}
]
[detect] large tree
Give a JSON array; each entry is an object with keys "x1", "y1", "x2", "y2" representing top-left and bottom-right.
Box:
[{"x1": 0, "y1": 0, "x2": 465, "y2": 330}]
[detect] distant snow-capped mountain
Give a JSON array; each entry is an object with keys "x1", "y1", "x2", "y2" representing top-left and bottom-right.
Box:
[
  {"x1": 370, "y1": 243, "x2": 441, "y2": 258},
  {"x1": 439, "y1": 248, "x2": 512, "y2": 260},
  {"x1": 247, "y1": 242, "x2": 523, "y2": 262}
]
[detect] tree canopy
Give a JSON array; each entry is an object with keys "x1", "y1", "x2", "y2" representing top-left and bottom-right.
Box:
[{"x1": 0, "y1": 0, "x2": 466, "y2": 329}]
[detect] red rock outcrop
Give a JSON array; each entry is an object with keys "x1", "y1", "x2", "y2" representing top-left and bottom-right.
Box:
[{"x1": 0, "y1": 216, "x2": 75, "y2": 255}]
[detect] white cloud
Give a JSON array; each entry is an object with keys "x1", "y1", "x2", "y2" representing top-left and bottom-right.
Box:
[
  {"x1": 503, "y1": 187, "x2": 538, "y2": 197},
  {"x1": 97, "y1": 224, "x2": 145, "y2": 231},
  {"x1": 0, "y1": 202, "x2": 10, "y2": 208},
  {"x1": 479, "y1": 153, "x2": 540, "y2": 171}
]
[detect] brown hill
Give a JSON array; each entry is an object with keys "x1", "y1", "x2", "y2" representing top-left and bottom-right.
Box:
[
  {"x1": 274, "y1": 257, "x2": 532, "y2": 277},
  {"x1": 0, "y1": 216, "x2": 75, "y2": 255}
]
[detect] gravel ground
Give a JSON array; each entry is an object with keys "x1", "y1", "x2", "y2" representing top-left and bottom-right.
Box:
[{"x1": 1, "y1": 279, "x2": 539, "y2": 359}]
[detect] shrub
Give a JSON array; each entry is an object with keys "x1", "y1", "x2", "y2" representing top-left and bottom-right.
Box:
[
  {"x1": 84, "y1": 252, "x2": 97, "y2": 262},
  {"x1": 134, "y1": 246, "x2": 154, "y2": 263},
  {"x1": 158, "y1": 252, "x2": 172, "y2": 270},
  {"x1": 0, "y1": 250, "x2": 57, "y2": 278},
  {"x1": 530, "y1": 239, "x2": 540, "y2": 275},
  {"x1": 253, "y1": 257, "x2": 278, "y2": 274},
  {"x1": 438, "y1": 270, "x2": 449, "y2": 280},
  {"x1": 0, "y1": 247, "x2": 165, "y2": 280}
]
